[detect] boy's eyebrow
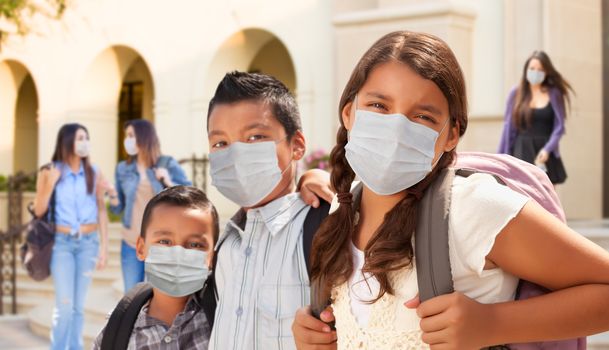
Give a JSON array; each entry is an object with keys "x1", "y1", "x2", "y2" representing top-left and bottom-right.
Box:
[
  {"x1": 413, "y1": 103, "x2": 443, "y2": 117},
  {"x1": 242, "y1": 122, "x2": 272, "y2": 131},
  {"x1": 208, "y1": 129, "x2": 226, "y2": 137},
  {"x1": 151, "y1": 230, "x2": 172, "y2": 237},
  {"x1": 185, "y1": 232, "x2": 207, "y2": 240}
]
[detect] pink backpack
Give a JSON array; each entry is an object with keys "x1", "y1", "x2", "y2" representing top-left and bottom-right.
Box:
[{"x1": 414, "y1": 152, "x2": 585, "y2": 349}]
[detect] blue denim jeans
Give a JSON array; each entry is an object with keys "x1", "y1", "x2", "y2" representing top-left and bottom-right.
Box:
[
  {"x1": 120, "y1": 240, "x2": 145, "y2": 292},
  {"x1": 50, "y1": 232, "x2": 99, "y2": 350}
]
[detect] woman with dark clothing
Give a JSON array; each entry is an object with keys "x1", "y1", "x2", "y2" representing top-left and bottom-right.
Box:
[{"x1": 498, "y1": 50, "x2": 574, "y2": 184}]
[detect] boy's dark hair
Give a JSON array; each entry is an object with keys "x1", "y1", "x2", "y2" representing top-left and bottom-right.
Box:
[
  {"x1": 207, "y1": 71, "x2": 302, "y2": 139},
  {"x1": 140, "y1": 186, "x2": 220, "y2": 244}
]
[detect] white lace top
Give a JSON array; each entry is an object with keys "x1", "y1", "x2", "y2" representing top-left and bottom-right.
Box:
[{"x1": 330, "y1": 174, "x2": 529, "y2": 349}]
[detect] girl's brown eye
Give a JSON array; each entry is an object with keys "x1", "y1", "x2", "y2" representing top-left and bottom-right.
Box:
[
  {"x1": 212, "y1": 141, "x2": 227, "y2": 149},
  {"x1": 415, "y1": 114, "x2": 434, "y2": 123},
  {"x1": 370, "y1": 103, "x2": 387, "y2": 111}
]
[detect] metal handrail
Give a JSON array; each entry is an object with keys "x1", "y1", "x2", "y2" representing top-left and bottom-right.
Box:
[{"x1": 0, "y1": 171, "x2": 35, "y2": 315}]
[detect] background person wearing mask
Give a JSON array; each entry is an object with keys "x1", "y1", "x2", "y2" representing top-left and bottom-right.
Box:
[
  {"x1": 106, "y1": 119, "x2": 191, "y2": 293},
  {"x1": 33, "y1": 123, "x2": 111, "y2": 350},
  {"x1": 498, "y1": 50, "x2": 574, "y2": 185}
]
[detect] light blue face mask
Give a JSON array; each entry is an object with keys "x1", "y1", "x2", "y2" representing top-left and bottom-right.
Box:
[
  {"x1": 145, "y1": 245, "x2": 209, "y2": 297},
  {"x1": 209, "y1": 140, "x2": 292, "y2": 208},
  {"x1": 527, "y1": 69, "x2": 546, "y2": 85},
  {"x1": 345, "y1": 98, "x2": 449, "y2": 195}
]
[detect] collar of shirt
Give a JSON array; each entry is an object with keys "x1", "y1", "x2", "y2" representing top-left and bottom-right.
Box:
[
  {"x1": 133, "y1": 294, "x2": 201, "y2": 331},
  {"x1": 220, "y1": 192, "x2": 306, "y2": 243},
  {"x1": 58, "y1": 161, "x2": 85, "y2": 178}
]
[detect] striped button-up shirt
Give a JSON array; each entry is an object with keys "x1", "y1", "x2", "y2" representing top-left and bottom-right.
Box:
[
  {"x1": 93, "y1": 295, "x2": 210, "y2": 350},
  {"x1": 209, "y1": 193, "x2": 312, "y2": 350}
]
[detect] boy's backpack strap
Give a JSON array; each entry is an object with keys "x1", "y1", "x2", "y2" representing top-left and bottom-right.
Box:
[
  {"x1": 101, "y1": 282, "x2": 153, "y2": 350},
  {"x1": 415, "y1": 168, "x2": 456, "y2": 302},
  {"x1": 303, "y1": 200, "x2": 331, "y2": 275},
  {"x1": 199, "y1": 238, "x2": 227, "y2": 328},
  {"x1": 199, "y1": 200, "x2": 331, "y2": 329}
]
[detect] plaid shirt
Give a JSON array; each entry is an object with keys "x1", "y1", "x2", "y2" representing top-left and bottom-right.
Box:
[{"x1": 93, "y1": 295, "x2": 210, "y2": 350}]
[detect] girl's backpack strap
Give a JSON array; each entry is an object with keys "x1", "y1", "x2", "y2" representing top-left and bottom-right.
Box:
[
  {"x1": 415, "y1": 168, "x2": 456, "y2": 302},
  {"x1": 100, "y1": 282, "x2": 153, "y2": 350}
]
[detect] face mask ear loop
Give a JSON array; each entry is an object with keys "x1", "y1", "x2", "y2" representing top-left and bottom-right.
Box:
[{"x1": 431, "y1": 118, "x2": 453, "y2": 170}]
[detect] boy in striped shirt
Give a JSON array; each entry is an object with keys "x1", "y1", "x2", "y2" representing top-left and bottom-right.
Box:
[{"x1": 206, "y1": 71, "x2": 326, "y2": 350}]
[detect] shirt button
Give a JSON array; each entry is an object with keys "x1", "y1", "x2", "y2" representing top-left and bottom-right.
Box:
[
  {"x1": 164, "y1": 336, "x2": 172, "y2": 343},
  {"x1": 245, "y1": 247, "x2": 252, "y2": 256},
  {"x1": 236, "y1": 307, "x2": 243, "y2": 316}
]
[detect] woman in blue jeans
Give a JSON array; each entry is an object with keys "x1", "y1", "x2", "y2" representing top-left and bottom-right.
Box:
[
  {"x1": 33, "y1": 123, "x2": 111, "y2": 350},
  {"x1": 107, "y1": 119, "x2": 191, "y2": 292}
]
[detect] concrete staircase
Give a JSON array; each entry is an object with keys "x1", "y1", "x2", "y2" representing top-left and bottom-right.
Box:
[
  {"x1": 4, "y1": 223, "x2": 124, "y2": 348},
  {"x1": 4, "y1": 220, "x2": 609, "y2": 349}
]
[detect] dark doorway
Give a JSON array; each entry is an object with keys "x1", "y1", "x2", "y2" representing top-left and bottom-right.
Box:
[{"x1": 117, "y1": 81, "x2": 143, "y2": 161}]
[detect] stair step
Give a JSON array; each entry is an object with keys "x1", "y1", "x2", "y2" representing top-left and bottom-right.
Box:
[
  {"x1": 28, "y1": 302, "x2": 105, "y2": 349},
  {"x1": 0, "y1": 315, "x2": 49, "y2": 349},
  {"x1": 112, "y1": 279, "x2": 125, "y2": 299},
  {"x1": 2, "y1": 295, "x2": 43, "y2": 315},
  {"x1": 16, "y1": 267, "x2": 120, "y2": 286},
  {"x1": 14, "y1": 282, "x2": 55, "y2": 299}
]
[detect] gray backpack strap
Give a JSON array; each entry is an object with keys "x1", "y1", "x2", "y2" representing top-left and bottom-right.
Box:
[{"x1": 415, "y1": 168, "x2": 456, "y2": 302}]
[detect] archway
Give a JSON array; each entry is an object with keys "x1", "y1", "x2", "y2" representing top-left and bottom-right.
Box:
[
  {"x1": 206, "y1": 29, "x2": 297, "y2": 97},
  {"x1": 71, "y1": 46, "x2": 154, "y2": 177},
  {"x1": 0, "y1": 60, "x2": 39, "y2": 175}
]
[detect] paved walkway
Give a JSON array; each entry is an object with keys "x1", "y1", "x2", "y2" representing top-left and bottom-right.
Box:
[{"x1": 0, "y1": 315, "x2": 49, "y2": 350}]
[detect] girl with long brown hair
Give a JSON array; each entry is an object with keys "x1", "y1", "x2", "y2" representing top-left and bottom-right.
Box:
[
  {"x1": 107, "y1": 119, "x2": 191, "y2": 292},
  {"x1": 498, "y1": 51, "x2": 573, "y2": 184},
  {"x1": 33, "y1": 123, "x2": 112, "y2": 349},
  {"x1": 292, "y1": 31, "x2": 609, "y2": 349}
]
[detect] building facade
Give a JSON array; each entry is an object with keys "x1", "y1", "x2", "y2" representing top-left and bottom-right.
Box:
[{"x1": 0, "y1": 0, "x2": 605, "y2": 219}]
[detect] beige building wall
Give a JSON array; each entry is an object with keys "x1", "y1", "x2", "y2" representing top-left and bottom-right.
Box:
[
  {"x1": 333, "y1": 0, "x2": 604, "y2": 219},
  {"x1": 0, "y1": 0, "x2": 604, "y2": 219},
  {"x1": 544, "y1": 0, "x2": 603, "y2": 219}
]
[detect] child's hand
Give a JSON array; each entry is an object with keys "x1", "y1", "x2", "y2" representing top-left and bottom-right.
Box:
[
  {"x1": 405, "y1": 292, "x2": 492, "y2": 350},
  {"x1": 298, "y1": 169, "x2": 334, "y2": 208},
  {"x1": 292, "y1": 305, "x2": 337, "y2": 349}
]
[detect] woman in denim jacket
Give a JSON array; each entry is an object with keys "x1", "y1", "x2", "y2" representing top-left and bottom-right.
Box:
[{"x1": 107, "y1": 119, "x2": 191, "y2": 292}]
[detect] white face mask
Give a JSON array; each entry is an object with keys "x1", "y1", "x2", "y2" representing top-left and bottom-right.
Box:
[
  {"x1": 124, "y1": 137, "x2": 138, "y2": 156},
  {"x1": 144, "y1": 245, "x2": 209, "y2": 297},
  {"x1": 345, "y1": 104, "x2": 448, "y2": 195},
  {"x1": 527, "y1": 69, "x2": 546, "y2": 85},
  {"x1": 209, "y1": 140, "x2": 291, "y2": 208},
  {"x1": 74, "y1": 140, "x2": 90, "y2": 158}
]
